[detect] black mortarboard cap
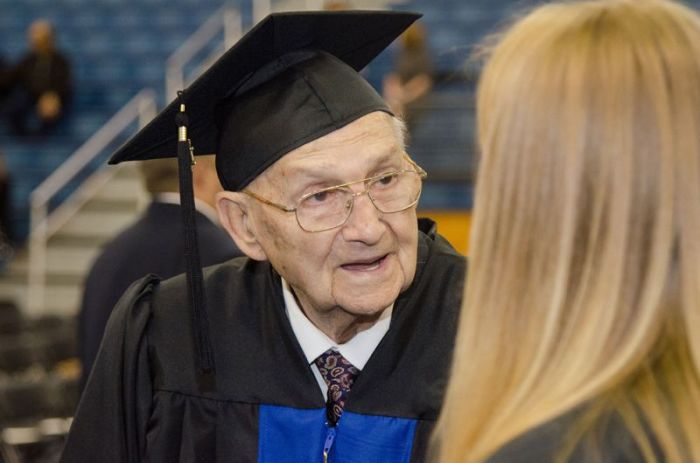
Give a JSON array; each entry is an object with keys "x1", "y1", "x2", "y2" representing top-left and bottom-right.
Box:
[
  {"x1": 106, "y1": 10, "x2": 419, "y2": 382},
  {"x1": 109, "y1": 10, "x2": 420, "y2": 189}
]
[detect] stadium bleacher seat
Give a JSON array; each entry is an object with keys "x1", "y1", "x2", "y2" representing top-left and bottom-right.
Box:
[
  {"x1": 2, "y1": 0, "x2": 699, "y2": 241},
  {"x1": 0, "y1": 0, "x2": 227, "y2": 241}
]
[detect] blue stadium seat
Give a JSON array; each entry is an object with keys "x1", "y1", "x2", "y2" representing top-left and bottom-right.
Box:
[{"x1": 0, "y1": 0, "x2": 228, "y2": 241}]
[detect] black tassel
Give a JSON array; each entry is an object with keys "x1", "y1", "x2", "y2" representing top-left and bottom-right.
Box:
[{"x1": 176, "y1": 91, "x2": 216, "y2": 377}]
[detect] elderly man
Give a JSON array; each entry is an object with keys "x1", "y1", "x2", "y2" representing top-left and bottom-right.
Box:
[{"x1": 61, "y1": 11, "x2": 465, "y2": 463}]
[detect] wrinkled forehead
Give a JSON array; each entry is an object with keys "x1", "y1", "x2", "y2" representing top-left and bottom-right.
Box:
[{"x1": 254, "y1": 112, "x2": 404, "y2": 186}]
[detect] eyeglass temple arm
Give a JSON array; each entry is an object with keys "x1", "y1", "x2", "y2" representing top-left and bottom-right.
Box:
[
  {"x1": 403, "y1": 154, "x2": 427, "y2": 178},
  {"x1": 242, "y1": 189, "x2": 296, "y2": 213}
]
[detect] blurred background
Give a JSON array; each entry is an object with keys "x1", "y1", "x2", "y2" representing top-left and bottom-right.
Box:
[{"x1": 1, "y1": 0, "x2": 697, "y2": 461}]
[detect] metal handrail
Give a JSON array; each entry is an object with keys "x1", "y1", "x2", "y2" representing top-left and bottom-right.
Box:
[
  {"x1": 27, "y1": 89, "x2": 157, "y2": 316},
  {"x1": 165, "y1": 6, "x2": 242, "y2": 102},
  {"x1": 254, "y1": 0, "x2": 271, "y2": 23}
]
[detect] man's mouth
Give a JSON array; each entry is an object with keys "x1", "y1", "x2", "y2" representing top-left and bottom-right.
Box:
[{"x1": 340, "y1": 254, "x2": 388, "y2": 272}]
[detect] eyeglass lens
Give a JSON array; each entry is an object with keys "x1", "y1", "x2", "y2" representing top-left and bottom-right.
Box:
[{"x1": 296, "y1": 171, "x2": 422, "y2": 232}]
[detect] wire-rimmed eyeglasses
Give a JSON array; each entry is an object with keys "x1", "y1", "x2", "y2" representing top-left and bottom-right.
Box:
[{"x1": 243, "y1": 162, "x2": 427, "y2": 232}]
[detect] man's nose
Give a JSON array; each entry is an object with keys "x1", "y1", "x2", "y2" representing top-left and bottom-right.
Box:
[{"x1": 340, "y1": 190, "x2": 384, "y2": 243}]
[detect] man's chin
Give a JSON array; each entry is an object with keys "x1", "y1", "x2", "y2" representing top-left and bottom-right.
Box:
[
  {"x1": 334, "y1": 288, "x2": 401, "y2": 317},
  {"x1": 332, "y1": 266, "x2": 406, "y2": 313}
]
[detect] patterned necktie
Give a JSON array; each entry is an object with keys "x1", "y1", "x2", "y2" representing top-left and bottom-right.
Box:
[{"x1": 314, "y1": 349, "x2": 360, "y2": 426}]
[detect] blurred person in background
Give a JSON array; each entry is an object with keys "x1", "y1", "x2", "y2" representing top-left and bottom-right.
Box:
[
  {"x1": 0, "y1": 154, "x2": 12, "y2": 243},
  {"x1": 383, "y1": 22, "x2": 434, "y2": 136},
  {"x1": 0, "y1": 150, "x2": 12, "y2": 271},
  {"x1": 0, "y1": 53, "x2": 11, "y2": 102},
  {"x1": 4, "y1": 19, "x2": 72, "y2": 137},
  {"x1": 433, "y1": 0, "x2": 700, "y2": 461},
  {"x1": 78, "y1": 156, "x2": 241, "y2": 387}
]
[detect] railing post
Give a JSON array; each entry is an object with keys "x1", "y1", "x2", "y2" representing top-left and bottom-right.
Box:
[
  {"x1": 27, "y1": 201, "x2": 48, "y2": 317},
  {"x1": 138, "y1": 90, "x2": 157, "y2": 128},
  {"x1": 166, "y1": 6, "x2": 242, "y2": 102},
  {"x1": 223, "y1": 9, "x2": 242, "y2": 49},
  {"x1": 166, "y1": 63, "x2": 183, "y2": 106},
  {"x1": 166, "y1": 7, "x2": 243, "y2": 103},
  {"x1": 306, "y1": 0, "x2": 323, "y2": 10},
  {"x1": 253, "y1": 0, "x2": 271, "y2": 24}
]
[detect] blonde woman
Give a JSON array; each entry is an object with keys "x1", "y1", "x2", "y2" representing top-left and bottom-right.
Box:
[{"x1": 433, "y1": 0, "x2": 700, "y2": 461}]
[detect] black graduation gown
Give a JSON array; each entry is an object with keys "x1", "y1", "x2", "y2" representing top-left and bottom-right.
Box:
[{"x1": 61, "y1": 221, "x2": 466, "y2": 462}]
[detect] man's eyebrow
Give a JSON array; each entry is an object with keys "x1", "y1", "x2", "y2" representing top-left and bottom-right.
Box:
[
  {"x1": 283, "y1": 164, "x2": 340, "y2": 183},
  {"x1": 278, "y1": 166, "x2": 344, "y2": 199},
  {"x1": 283, "y1": 148, "x2": 404, "y2": 182},
  {"x1": 365, "y1": 151, "x2": 406, "y2": 174}
]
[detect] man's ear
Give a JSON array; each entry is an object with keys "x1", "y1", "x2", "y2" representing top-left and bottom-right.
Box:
[{"x1": 216, "y1": 191, "x2": 268, "y2": 261}]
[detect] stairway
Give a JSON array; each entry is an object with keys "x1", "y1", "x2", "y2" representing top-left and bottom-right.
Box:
[{"x1": 1, "y1": 164, "x2": 146, "y2": 317}]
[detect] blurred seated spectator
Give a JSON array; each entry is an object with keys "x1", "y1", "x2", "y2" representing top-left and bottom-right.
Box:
[
  {"x1": 4, "y1": 19, "x2": 72, "y2": 137},
  {"x1": 0, "y1": 54, "x2": 11, "y2": 102},
  {"x1": 383, "y1": 22, "x2": 434, "y2": 135},
  {"x1": 432, "y1": 0, "x2": 700, "y2": 462},
  {"x1": 78, "y1": 156, "x2": 242, "y2": 388},
  {"x1": 0, "y1": 149, "x2": 13, "y2": 271}
]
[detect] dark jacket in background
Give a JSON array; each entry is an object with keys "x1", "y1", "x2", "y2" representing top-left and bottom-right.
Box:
[
  {"x1": 4, "y1": 49, "x2": 73, "y2": 135},
  {"x1": 78, "y1": 201, "x2": 241, "y2": 387},
  {"x1": 12, "y1": 49, "x2": 72, "y2": 103},
  {"x1": 0, "y1": 55, "x2": 11, "y2": 100}
]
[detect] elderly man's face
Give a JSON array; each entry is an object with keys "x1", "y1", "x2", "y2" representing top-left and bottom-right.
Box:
[{"x1": 250, "y1": 112, "x2": 418, "y2": 320}]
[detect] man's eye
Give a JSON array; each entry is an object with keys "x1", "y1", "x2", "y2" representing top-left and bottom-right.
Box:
[
  {"x1": 311, "y1": 191, "x2": 328, "y2": 202},
  {"x1": 377, "y1": 173, "x2": 398, "y2": 186},
  {"x1": 309, "y1": 190, "x2": 332, "y2": 203}
]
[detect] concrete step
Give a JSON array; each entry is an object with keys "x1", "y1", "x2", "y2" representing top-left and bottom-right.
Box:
[
  {"x1": 0, "y1": 281, "x2": 82, "y2": 317},
  {"x1": 1, "y1": 140, "x2": 146, "y2": 318},
  {"x1": 0, "y1": 247, "x2": 29, "y2": 283},
  {"x1": 92, "y1": 172, "x2": 147, "y2": 204},
  {"x1": 81, "y1": 197, "x2": 141, "y2": 213},
  {"x1": 4, "y1": 272, "x2": 84, "y2": 287},
  {"x1": 57, "y1": 209, "x2": 139, "y2": 239},
  {"x1": 11, "y1": 246, "x2": 101, "y2": 278},
  {"x1": 48, "y1": 234, "x2": 108, "y2": 248}
]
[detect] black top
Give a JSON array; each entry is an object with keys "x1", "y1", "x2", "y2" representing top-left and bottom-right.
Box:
[
  {"x1": 487, "y1": 407, "x2": 661, "y2": 462},
  {"x1": 12, "y1": 49, "x2": 72, "y2": 102},
  {"x1": 61, "y1": 220, "x2": 466, "y2": 462}
]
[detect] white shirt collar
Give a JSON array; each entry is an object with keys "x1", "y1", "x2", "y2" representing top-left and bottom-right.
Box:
[
  {"x1": 282, "y1": 278, "x2": 392, "y2": 370},
  {"x1": 155, "y1": 192, "x2": 220, "y2": 225}
]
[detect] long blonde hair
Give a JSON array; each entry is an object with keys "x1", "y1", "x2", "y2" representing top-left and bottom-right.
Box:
[{"x1": 434, "y1": 0, "x2": 700, "y2": 461}]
